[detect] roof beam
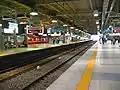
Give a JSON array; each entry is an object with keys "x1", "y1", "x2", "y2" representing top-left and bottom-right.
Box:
[
  {"x1": 89, "y1": 0, "x2": 93, "y2": 10},
  {"x1": 64, "y1": 1, "x2": 76, "y2": 13},
  {"x1": 105, "y1": 0, "x2": 116, "y2": 25},
  {"x1": 46, "y1": 4, "x2": 71, "y2": 19},
  {"x1": 54, "y1": 1, "x2": 74, "y2": 20},
  {"x1": 38, "y1": 0, "x2": 80, "y2": 5},
  {"x1": 47, "y1": 4, "x2": 61, "y2": 13},
  {"x1": 0, "y1": 0, "x2": 31, "y2": 13},
  {"x1": 101, "y1": 0, "x2": 109, "y2": 28},
  {"x1": 56, "y1": 9, "x2": 92, "y2": 15},
  {"x1": 57, "y1": 13, "x2": 92, "y2": 16}
]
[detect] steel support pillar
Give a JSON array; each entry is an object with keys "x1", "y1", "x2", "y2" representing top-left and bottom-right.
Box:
[{"x1": 0, "y1": 18, "x2": 4, "y2": 53}]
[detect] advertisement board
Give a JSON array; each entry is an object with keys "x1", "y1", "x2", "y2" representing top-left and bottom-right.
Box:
[{"x1": 4, "y1": 22, "x2": 18, "y2": 33}]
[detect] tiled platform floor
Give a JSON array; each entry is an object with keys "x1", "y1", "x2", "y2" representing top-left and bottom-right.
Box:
[{"x1": 46, "y1": 41, "x2": 120, "y2": 90}]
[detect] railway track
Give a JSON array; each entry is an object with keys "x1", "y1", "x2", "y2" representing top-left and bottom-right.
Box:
[{"x1": 0, "y1": 41, "x2": 96, "y2": 90}]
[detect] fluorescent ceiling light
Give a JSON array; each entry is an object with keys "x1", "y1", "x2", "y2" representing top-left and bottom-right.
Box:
[
  {"x1": 0, "y1": 24, "x2": 2, "y2": 27},
  {"x1": 75, "y1": 29, "x2": 78, "y2": 30},
  {"x1": 52, "y1": 20, "x2": 57, "y2": 23},
  {"x1": 94, "y1": 14, "x2": 99, "y2": 17},
  {"x1": 48, "y1": 28, "x2": 52, "y2": 29},
  {"x1": 93, "y1": 10, "x2": 99, "y2": 17},
  {"x1": 97, "y1": 25, "x2": 100, "y2": 29},
  {"x1": 70, "y1": 27, "x2": 74, "y2": 29},
  {"x1": 26, "y1": 25, "x2": 29, "y2": 28},
  {"x1": 20, "y1": 22, "x2": 27, "y2": 24},
  {"x1": 66, "y1": 32, "x2": 69, "y2": 34},
  {"x1": 70, "y1": 20, "x2": 73, "y2": 22},
  {"x1": 96, "y1": 21, "x2": 99, "y2": 24},
  {"x1": 2, "y1": 18, "x2": 11, "y2": 20},
  {"x1": 109, "y1": 26, "x2": 112, "y2": 28},
  {"x1": 98, "y1": 28, "x2": 100, "y2": 30},
  {"x1": 63, "y1": 24, "x2": 68, "y2": 27},
  {"x1": 30, "y1": 12, "x2": 38, "y2": 16}
]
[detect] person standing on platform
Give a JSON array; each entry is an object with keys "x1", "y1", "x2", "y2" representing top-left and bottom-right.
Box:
[
  {"x1": 59, "y1": 34, "x2": 64, "y2": 44},
  {"x1": 99, "y1": 36, "x2": 102, "y2": 44},
  {"x1": 110, "y1": 36, "x2": 114, "y2": 45},
  {"x1": 118, "y1": 36, "x2": 120, "y2": 47},
  {"x1": 56, "y1": 37, "x2": 60, "y2": 44},
  {"x1": 112, "y1": 36, "x2": 116, "y2": 45},
  {"x1": 118, "y1": 36, "x2": 120, "y2": 43},
  {"x1": 102, "y1": 37, "x2": 105, "y2": 44},
  {"x1": 52, "y1": 37, "x2": 56, "y2": 44}
]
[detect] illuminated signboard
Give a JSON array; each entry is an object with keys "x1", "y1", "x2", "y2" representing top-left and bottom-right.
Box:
[{"x1": 4, "y1": 22, "x2": 18, "y2": 33}]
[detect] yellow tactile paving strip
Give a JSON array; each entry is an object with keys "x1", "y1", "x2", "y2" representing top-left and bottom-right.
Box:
[{"x1": 76, "y1": 47, "x2": 98, "y2": 90}]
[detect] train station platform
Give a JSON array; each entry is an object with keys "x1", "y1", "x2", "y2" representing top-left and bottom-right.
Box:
[
  {"x1": 0, "y1": 41, "x2": 84, "y2": 56},
  {"x1": 0, "y1": 44, "x2": 60, "y2": 56},
  {"x1": 46, "y1": 41, "x2": 120, "y2": 90}
]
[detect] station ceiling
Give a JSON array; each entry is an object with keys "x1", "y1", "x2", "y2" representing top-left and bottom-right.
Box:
[{"x1": 0, "y1": 0, "x2": 119, "y2": 34}]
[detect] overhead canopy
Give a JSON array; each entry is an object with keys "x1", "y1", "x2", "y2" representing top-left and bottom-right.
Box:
[{"x1": 0, "y1": 0, "x2": 119, "y2": 34}]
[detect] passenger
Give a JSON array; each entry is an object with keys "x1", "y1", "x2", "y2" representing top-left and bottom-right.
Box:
[
  {"x1": 99, "y1": 36, "x2": 102, "y2": 44},
  {"x1": 56, "y1": 37, "x2": 60, "y2": 44},
  {"x1": 102, "y1": 37, "x2": 105, "y2": 44},
  {"x1": 53, "y1": 37, "x2": 56, "y2": 44},
  {"x1": 118, "y1": 36, "x2": 120, "y2": 47},
  {"x1": 115, "y1": 36, "x2": 118, "y2": 44},
  {"x1": 112, "y1": 36, "x2": 116, "y2": 45},
  {"x1": 111, "y1": 36, "x2": 114, "y2": 45},
  {"x1": 59, "y1": 34, "x2": 64, "y2": 44},
  {"x1": 118, "y1": 36, "x2": 120, "y2": 43}
]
